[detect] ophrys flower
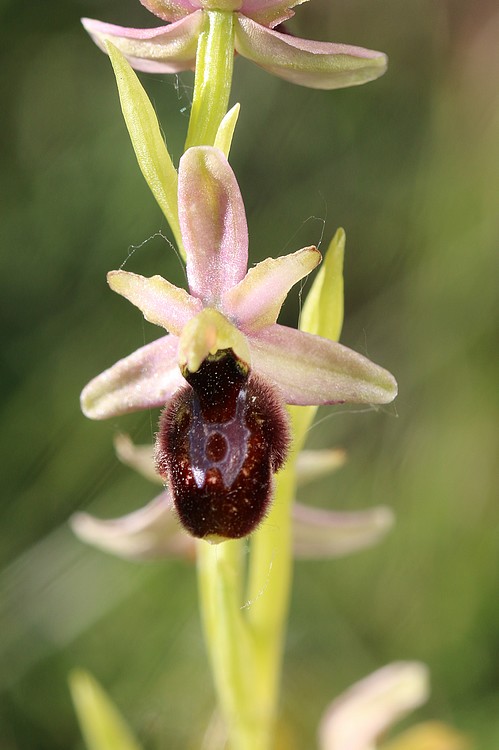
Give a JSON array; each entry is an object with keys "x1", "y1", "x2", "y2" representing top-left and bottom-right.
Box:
[{"x1": 81, "y1": 146, "x2": 397, "y2": 539}]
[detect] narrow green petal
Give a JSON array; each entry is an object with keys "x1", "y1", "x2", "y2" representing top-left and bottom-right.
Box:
[
  {"x1": 244, "y1": 0, "x2": 304, "y2": 27},
  {"x1": 300, "y1": 228, "x2": 345, "y2": 341},
  {"x1": 214, "y1": 103, "x2": 241, "y2": 157},
  {"x1": 107, "y1": 269, "x2": 202, "y2": 335},
  {"x1": 224, "y1": 246, "x2": 321, "y2": 330},
  {"x1": 105, "y1": 42, "x2": 185, "y2": 258},
  {"x1": 69, "y1": 669, "x2": 143, "y2": 750},
  {"x1": 140, "y1": 0, "x2": 194, "y2": 22}
]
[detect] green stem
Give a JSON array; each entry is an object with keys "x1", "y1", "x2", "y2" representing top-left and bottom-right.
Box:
[
  {"x1": 185, "y1": 11, "x2": 235, "y2": 149},
  {"x1": 197, "y1": 539, "x2": 246, "y2": 715},
  {"x1": 197, "y1": 539, "x2": 269, "y2": 749}
]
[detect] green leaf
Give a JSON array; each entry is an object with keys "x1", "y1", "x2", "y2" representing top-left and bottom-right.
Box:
[
  {"x1": 69, "y1": 669, "x2": 143, "y2": 750},
  {"x1": 105, "y1": 42, "x2": 185, "y2": 259},
  {"x1": 299, "y1": 227, "x2": 345, "y2": 341}
]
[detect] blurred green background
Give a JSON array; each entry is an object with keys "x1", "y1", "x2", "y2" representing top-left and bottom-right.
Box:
[{"x1": 1, "y1": 0, "x2": 498, "y2": 747}]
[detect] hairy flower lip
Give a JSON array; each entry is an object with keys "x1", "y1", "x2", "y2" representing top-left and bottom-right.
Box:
[
  {"x1": 82, "y1": 1, "x2": 387, "y2": 89},
  {"x1": 81, "y1": 146, "x2": 398, "y2": 422},
  {"x1": 155, "y1": 347, "x2": 291, "y2": 540}
]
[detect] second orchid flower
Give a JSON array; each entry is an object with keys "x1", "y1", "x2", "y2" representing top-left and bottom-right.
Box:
[{"x1": 82, "y1": 0, "x2": 387, "y2": 90}]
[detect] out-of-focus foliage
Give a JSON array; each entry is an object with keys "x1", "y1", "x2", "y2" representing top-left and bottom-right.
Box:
[{"x1": 1, "y1": 0, "x2": 498, "y2": 748}]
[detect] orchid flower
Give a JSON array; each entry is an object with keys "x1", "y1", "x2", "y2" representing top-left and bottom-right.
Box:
[
  {"x1": 80, "y1": 145, "x2": 396, "y2": 540},
  {"x1": 82, "y1": 0, "x2": 387, "y2": 91}
]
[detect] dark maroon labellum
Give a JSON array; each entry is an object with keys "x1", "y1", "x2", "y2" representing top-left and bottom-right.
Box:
[{"x1": 155, "y1": 349, "x2": 290, "y2": 540}]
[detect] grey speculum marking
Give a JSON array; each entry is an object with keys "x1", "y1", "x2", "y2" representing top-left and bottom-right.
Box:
[{"x1": 189, "y1": 387, "x2": 251, "y2": 489}]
